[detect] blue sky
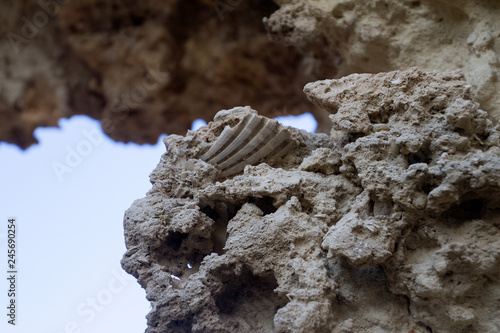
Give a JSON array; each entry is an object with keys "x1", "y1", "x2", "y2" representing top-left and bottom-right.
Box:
[{"x1": 0, "y1": 113, "x2": 316, "y2": 333}]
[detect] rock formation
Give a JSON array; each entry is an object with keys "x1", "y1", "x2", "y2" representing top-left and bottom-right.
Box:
[
  {"x1": 2, "y1": 1, "x2": 499, "y2": 331},
  {"x1": 0, "y1": 0, "x2": 329, "y2": 149},
  {"x1": 2, "y1": 0, "x2": 499, "y2": 148},
  {"x1": 121, "y1": 68, "x2": 500, "y2": 332},
  {"x1": 265, "y1": 0, "x2": 500, "y2": 121}
]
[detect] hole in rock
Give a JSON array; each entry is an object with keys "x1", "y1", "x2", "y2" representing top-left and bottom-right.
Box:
[
  {"x1": 442, "y1": 196, "x2": 485, "y2": 223},
  {"x1": 368, "y1": 111, "x2": 390, "y2": 124},
  {"x1": 477, "y1": 132, "x2": 490, "y2": 142},
  {"x1": 407, "y1": 147, "x2": 432, "y2": 165},
  {"x1": 215, "y1": 267, "x2": 287, "y2": 330},
  {"x1": 331, "y1": 9, "x2": 344, "y2": 19},
  {"x1": 130, "y1": 15, "x2": 145, "y2": 26},
  {"x1": 166, "y1": 314, "x2": 194, "y2": 333},
  {"x1": 421, "y1": 181, "x2": 437, "y2": 195},
  {"x1": 340, "y1": 132, "x2": 365, "y2": 146},
  {"x1": 153, "y1": 232, "x2": 210, "y2": 281},
  {"x1": 295, "y1": 194, "x2": 314, "y2": 214},
  {"x1": 369, "y1": 198, "x2": 393, "y2": 217},
  {"x1": 250, "y1": 196, "x2": 278, "y2": 215},
  {"x1": 165, "y1": 231, "x2": 189, "y2": 251},
  {"x1": 199, "y1": 201, "x2": 241, "y2": 255}
]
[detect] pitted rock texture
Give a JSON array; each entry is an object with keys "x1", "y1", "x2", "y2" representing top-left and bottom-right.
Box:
[
  {"x1": 264, "y1": 0, "x2": 500, "y2": 122},
  {"x1": 121, "y1": 69, "x2": 500, "y2": 332},
  {"x1": 4, "y1": 1, "x2": 500, "y2": 149},
  {"x1": 0, "y1": 0, "x2": 329, "y2": 149}
]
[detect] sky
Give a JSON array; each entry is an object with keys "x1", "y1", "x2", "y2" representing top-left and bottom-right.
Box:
[{"x1": 0, "y1": 112, "x2": 316, "y2": 333}]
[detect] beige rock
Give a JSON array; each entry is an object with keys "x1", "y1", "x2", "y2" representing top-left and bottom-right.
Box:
[
  {"x1": 122, "y1": 69, "x2": 500, "y2": 332},
  {"x1": 3, "y1": 0, "x2": 500, "y2": 149},
  {"x1": 0, "y1": 0, "x2": 328, "y2": 148},
  {"x1": 265, "y1": 0, "x2": 500, "y2": 122}
]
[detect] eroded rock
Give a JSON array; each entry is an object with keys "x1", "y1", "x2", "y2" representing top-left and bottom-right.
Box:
[
  {"x1": 265, "y1": 0, "x2": 500, "y2": 122},
  {"x1": 0, "y1": 0, "x2": 328, "y2": 148},
  {"x1": 3, "y1": 1, "x2": 500, "y2": 149},
  {"x1": 122, "y1": 69, "x2": 500, "y2": 332}
]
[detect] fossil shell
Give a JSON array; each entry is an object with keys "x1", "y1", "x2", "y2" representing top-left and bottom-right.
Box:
[{"x1": 198, "y1": 113, "x2": 293, "y2": 178}]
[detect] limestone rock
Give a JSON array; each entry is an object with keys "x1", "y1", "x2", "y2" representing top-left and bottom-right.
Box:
[
  {"x1": 265, "y1": 0, "x2": 500, "y2": 122},
  {"x1": 3, "y1": 0, "x2": 500, "y2": 149},
  {"x1": 122, "y1": 69, "x2": 500, "y2": 332},
  {"x1": 0, "y1": 0, "x2": 328, "y2": 148}
]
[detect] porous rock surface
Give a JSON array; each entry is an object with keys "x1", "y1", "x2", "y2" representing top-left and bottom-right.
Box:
[
  {"x1": 265, "y1": 0, "x2": 500, "y2": 121},
  {"x1": 121, "y1": 68, "x2": 500, "y2": 332},
  {"x1": 0, "y1": 0, "x2": 329, "y2": 149},
  {"x1": 3, "y1": 0, "x2": 500, "y2": 149}
]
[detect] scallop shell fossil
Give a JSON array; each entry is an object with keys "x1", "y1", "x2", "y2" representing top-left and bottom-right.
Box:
[{"x1": 198, "y1": 113, "x2": 294, "y2": 178}]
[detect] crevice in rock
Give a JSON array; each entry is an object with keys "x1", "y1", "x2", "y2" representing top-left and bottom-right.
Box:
[
  {"x1": 368, "y1": 110, "x2": 390, "y2": 124},
  {"x1": 407, "y1": 147, "x2": 432, "y2": 165},
  {"x1": 200, "y1": 201, "x2": 241, "y2": 255},
  {"x1": 215, "y1": 267, "x2": 287, "y2": 329},
  {"x1": 150, "y1": 231, "x2": 211, "y2": 281},
  {"x1": 415, "y1": 322, "x2": 434, "y2": 333},
  {"x1": 339, "y1": 132, "x2": 366, "y2": 146},
  {"x1": 403, "y1": 294, "x2": 412, "y2": 315},
  {"x1": 421, "y1": 181, "x2": 437, "y2": 195},
  {"x1": 165, "y1": 231, "x2": 189, "y2": 252},
  {"x1": 442, "y1": 195, "x2": 486, "y2": 223},
  {"x1": 369, "y1": 198, "x2": 393, "y2": 217},
  {"x1": 297, "y1": 193, "x2": 314, "y2": 214},
  {"x1": 166, "y1": 314, "x2": 194, "y2": 333},
  {"x1": 249, "y1": 196, "x2": 278, "y2": 215}
]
